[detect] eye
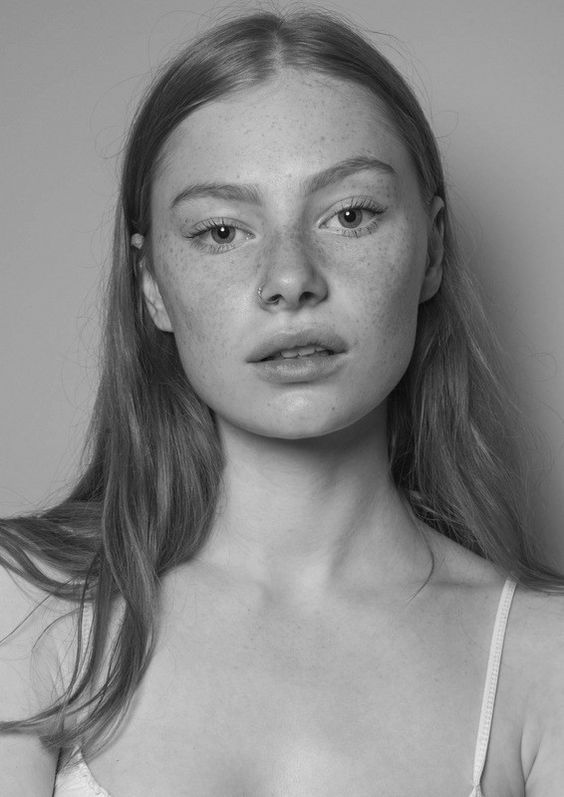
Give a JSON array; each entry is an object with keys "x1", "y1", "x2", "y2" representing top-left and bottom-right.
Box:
[
  {"x1": 337, "y1": 208, "x2": 365, "y2": 229},
  {"x1": 184, "y1": 218, "x2": 254, "y2": 253},
  {"x1": 321, "y1": 199, "x2": 386, "y2": 237},
  {"x1": 208, "y1": 223, "x2": 237, "y2": 244}
]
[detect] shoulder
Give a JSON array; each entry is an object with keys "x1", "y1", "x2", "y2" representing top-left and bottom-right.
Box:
[
  {"x1": 422, "y1": 525, "x2": 506, "y2": 590},
  {"x1": 0, "y1": 562, "x2": 79, "y2": 795},
  {"x1": 427, "y1": 531, "x2": 564, "y2": 794},
  {"x1": 426, "y1": 529, "x2": 564, "y2": 669},
  {"x1": 506, "y1": 585, "x2": 564, "y2": 795},
  {"x1": 506, "y1": 583, "x2": 564, "y2": 696},
  {"x1": 0, "y1": 562, "x2": 78, "y2": 720}
]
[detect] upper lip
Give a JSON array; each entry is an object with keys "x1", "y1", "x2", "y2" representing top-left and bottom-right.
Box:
[{"x1": 247, "y1": 327, "x2": 348, "y2": 362}]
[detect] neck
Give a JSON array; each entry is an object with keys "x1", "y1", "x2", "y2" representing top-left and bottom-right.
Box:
[{"x1": 200, "y1": 410, "x2": 432, "y2": 600}]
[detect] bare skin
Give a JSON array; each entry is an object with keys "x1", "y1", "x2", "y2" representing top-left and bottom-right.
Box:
[
  {"x1": 84, "y1": 546, "x2": 561, "y2": 797},
  {"x1": 2, "y1": 69, "x2": 564, "y2": 796}
]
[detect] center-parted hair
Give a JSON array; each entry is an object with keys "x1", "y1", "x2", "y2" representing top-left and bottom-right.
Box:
[{"x1": 0, "y1": 8, "x2": 558, "y2": 754}]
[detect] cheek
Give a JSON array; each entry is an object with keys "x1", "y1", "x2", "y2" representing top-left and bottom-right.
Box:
[
  {"x1": 153, "y1": 236, "x2": 213, "y2": 353},
  {"x1": 351, "y1": 223, "x2": 425, "y2": 345},
  {"x1": 337, "y1": 223, "x2": 426, "y2": 414},
  {"x1": 152, "y1": 235, "x2": 247, "y2": 384}
]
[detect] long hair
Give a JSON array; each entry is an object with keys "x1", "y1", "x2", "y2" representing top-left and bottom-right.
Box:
[{"x1": 1, "y1": 7, "x2": 560, "y2": 753}]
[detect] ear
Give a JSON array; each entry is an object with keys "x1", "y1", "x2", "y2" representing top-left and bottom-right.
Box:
[
  {"x1": 419, "y1": 196, "x2": 445, "y2": 304},
  {"x1": 141, "y1": 267, "x2": 173, "y2": 332}
]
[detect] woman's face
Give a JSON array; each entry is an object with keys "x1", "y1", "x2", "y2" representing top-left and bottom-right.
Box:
[{"x1": 143, "y1": 69, "x2": 443, "y2": 440}]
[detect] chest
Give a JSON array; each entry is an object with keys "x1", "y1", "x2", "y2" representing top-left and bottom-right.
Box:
[{"x1": 85, "y1": 592, "x2": 525, "y2": 797}]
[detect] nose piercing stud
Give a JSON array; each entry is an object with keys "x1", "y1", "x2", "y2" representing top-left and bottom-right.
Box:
[{"x1": 258, "y1": 285, "x2": 280, "y2": 305}]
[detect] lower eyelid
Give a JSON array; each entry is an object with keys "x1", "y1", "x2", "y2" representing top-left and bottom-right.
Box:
[
  {"x1": 185, "y1": 225, "x2": 255, "y2": 254},
  {"x1": 339, "y1": 218, "x2": 382, "y2": 237}
]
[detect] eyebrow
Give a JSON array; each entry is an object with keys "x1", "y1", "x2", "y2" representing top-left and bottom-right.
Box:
[{"x1": 170, "y1": 155, "x2": 395, "y2": 209}]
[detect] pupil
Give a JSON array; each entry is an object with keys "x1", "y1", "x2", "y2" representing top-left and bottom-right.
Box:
[
  {"x1": 339, "y1": 209, "x2": 361, "y2": 228},
  {"x1": 212, "y1": 225, "x2": 234, "y2": 242}
]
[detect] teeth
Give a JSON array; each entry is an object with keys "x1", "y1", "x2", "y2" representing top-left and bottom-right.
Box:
[
  {"x1": 280, "y1": 345, "x2": 317, "y2": 358},
  {"x1": 273, "y1": 345, "x2": 332, "y2": 360}
]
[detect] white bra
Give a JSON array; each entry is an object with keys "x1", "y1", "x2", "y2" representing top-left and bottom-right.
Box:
[{"x1": 54, "y1": 578, "x2": 517, "y2": 797}]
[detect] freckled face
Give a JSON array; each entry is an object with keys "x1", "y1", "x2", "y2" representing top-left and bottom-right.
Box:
[{"x1": 143, "y1": 70, "x2": 443, "y2": 439}]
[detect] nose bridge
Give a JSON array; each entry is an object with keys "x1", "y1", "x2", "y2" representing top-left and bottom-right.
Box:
[
  {"x1": 267, "y1": 224, "x2": 311, "y2": 275},
  {"x1": 259, "y1": 223, "x2": 327, "y2": 308}
]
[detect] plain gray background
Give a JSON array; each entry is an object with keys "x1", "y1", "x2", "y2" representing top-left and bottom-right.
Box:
[{"x1": 1, "y1": 0, "x2": 563, "y2": 565}]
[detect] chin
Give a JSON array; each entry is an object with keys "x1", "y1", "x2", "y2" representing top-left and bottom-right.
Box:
[{"x1": 243, "y1": 402, "x2": 385, "y2": 442}]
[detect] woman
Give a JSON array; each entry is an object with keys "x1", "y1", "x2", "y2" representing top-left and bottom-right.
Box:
[{"x1": 1, "y1": 8, "x2": 563, "y2": 796}]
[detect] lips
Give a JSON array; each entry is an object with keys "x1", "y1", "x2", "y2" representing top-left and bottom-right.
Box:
[{"x1": 247, "y1": 328, "x2": 347, "y2": 363}]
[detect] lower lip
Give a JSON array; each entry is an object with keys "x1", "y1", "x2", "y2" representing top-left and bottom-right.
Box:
[{"x1": 251, "y1": 353, "x2": 345, "y2": 383}]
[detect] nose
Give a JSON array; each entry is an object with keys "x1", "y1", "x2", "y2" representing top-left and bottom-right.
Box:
[{"x1": 256, "y1": 230, "x2": 329, "y2": 311}]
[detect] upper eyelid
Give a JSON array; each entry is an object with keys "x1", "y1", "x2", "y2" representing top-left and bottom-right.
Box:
[
  {"x1": 319, "y1": 198, "x2": 386, "y2": 225},
  {"x1": 191, "y1": 216, "x2": 252, "y2": 232}
]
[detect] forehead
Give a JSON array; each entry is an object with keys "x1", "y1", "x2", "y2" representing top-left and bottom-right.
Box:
[{"x1": 153, "y1": 69, "x2": 416, "y2": 200}]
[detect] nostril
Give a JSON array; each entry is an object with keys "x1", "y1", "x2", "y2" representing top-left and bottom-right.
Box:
[{"x1": 301, "y1": 291, "x2": 317, "y2": 303}]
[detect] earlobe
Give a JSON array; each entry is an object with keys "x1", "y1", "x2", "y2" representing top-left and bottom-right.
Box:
[
  {"x1": 141, "y1": 268, "x2": 173, "y2": 332},
  {"x1": 419, "y1": 196, "x2": 445, "y2": 303}
]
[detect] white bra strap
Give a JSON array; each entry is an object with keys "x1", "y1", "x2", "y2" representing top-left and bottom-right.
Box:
[{"x1": 472, "y1": 578, "x2": 517, "y2": 786}]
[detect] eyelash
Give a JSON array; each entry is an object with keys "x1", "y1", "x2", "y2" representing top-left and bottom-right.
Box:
[
  {"x1": 184, "y1": 198, "x2": 387, "y2": 254},
  {"x1": 184, "y1": 217, "x2": 252, "y2": 254},
  {"x1": 321, "y1": 198, "x2": 386, "y2": 237}
]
